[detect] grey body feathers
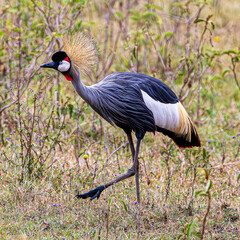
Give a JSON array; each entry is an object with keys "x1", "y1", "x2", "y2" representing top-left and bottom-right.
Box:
[{"x1": 89, "y1": 72, "x2": 178, "y2": 138}]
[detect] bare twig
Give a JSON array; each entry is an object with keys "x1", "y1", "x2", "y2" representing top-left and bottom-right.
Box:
[
  {"x1": 171, "y1": 60, "x2": 186, "y2": 92},
  {"x1": 230, "y1": 57, "x2": 240, "y2": 90},
  {"x1": 102, "y1": 11, "x2": 110, "y2": 76},
  {"x1": 100, "y1": 141, "x2": 128, "y2": 182},
  {"x1": 211, "y1": 162, "x2": 240, "y2": 169},
  {"x1": 200, "y1": 192, "x2": 211, "y2": 240},
  {"x1": 146, "y1": 30, "x2": 166, "y2": 71}
]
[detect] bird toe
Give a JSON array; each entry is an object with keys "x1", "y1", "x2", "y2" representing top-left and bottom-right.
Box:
[{"x1": 76, "y1": 185, "x2": 104, "y2": 201}]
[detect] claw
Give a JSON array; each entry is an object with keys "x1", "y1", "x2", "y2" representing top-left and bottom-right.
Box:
[{"x1": 76, "y1": 185, "x2": 104, "y2": 201}]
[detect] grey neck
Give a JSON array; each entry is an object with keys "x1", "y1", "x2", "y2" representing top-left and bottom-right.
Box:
[{"x1": 69, "y1": 67, "x2": 94, "y2": 105}]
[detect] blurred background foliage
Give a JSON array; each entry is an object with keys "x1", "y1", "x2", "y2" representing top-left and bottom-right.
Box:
[{"x1": 0, "y1": 0, "x2": 239, "y2": 239}]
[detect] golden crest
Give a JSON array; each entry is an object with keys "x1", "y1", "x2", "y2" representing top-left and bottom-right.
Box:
[{"x1": 63, "y1": 32, "x2": 97, "y2": 76}]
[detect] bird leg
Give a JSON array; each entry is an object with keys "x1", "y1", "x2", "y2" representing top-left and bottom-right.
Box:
[
  {"x1": 127, "y1": 134, "x2": 141, "y2": 239},
  {"x1": 76, "y1": 139, "x2": 142, "y2": 201},
  {"x1": 127, "y1": 133, "x2": 136, "y2": 158},
  {"x1": 127, "y1": 134, "x2": 140, "y2": 204}
]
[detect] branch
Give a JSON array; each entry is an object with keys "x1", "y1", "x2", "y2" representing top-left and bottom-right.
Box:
[
  {"x1": 231, "y1": 57, "x2": 240, "y2": 90},
  {"x1": 146, "y1": 30, "x2": 166, "y2": 71}
]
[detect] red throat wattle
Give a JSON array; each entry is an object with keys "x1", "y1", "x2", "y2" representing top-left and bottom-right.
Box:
[
  {"x1": 63, "y1": 57, "x2": 72, "y2": 81},
  {"x1": 64, "y1": 74, "x2": 72, "y2": 81}
]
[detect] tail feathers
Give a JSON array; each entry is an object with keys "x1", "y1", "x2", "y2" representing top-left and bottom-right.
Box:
[
  {"x1": 173, "y1": 102, "x2": 201, "y2": 148},
  {"x1": 151, "y1": 101, "x2": 201, "y2": 148},
  {"x1": 157, "y1": 125, "x2": 201, "y2": 148}
]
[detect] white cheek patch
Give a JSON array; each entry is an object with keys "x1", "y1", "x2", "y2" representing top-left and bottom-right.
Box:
[{"x1": 58, "y1": 60, "x2": 70, "y2": 72}]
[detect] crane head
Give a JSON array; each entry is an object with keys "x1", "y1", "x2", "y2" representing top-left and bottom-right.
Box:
[
  {"x1": 40, "y1": 51, "x2": 72, "y2": 81},
  {"x1": 41, "y1": 33, "x2": 97, "y2": 80}
]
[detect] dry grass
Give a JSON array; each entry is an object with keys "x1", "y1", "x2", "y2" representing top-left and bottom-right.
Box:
[{"x1": 1, "y1": 126, "x2": 239, "y2": 239}]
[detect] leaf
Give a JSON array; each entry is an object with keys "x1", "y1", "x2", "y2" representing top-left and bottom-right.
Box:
[
  {"x1": 142, "y1": 11, "x2": 158, "y2": 21},
  {"x1": 122, "y1": 56, "x2": 130, "y2": 68},
  {"x1": 76, "y1": 0, "x2": 87, "y2": 7},
  {"x1": 186, "y1": 218, "x2": 199, "y2": 239},
  {"x1": 108, "y1": 195, "x2": 114, "y2": 208},
  {"x1": 199, "y1": 192, "x2": 208, "y2": 197},
  {"x1": 55, "y1": 33, "x2": 62, "y2": 38},
  {"x1": 222, "y1": 69, "x2": 230, "y2": 78},
  {"x1": 193, "y1": 231, "x2": 202, "y2": 238},
  {"x1": 150, "y1": 4, "x2": 163, "y2": 11},
  {"x1": 194, "y1": 18, "x2": 205, "y2": 23},
  {"x1": 13, "y1": 27, "x2": 20, "y2": 32},
  {"x1": 155, "y1": 35, "x2": 161, "y2": 41},
  {"x1": 45, "y1": 36, "x2": 51, "y2": 43},
  {"x1": 185, "y1": 166, "x2": 191, "y2": 176},
  {"x1": 132, "y1": 47, "x2": 136, "y2": 59},
  {"x1": 130, "y1": 9, "x2": 140, "y2": 16},
  {"x1": 212, "y1": 75, "x2": 222, "y2": 80},
  {"x1": 179, "y1": 226, "x2": 185, "y2": 233},
  {"x1": 222, "y1": 50, "x2": 237, "y2": 55},
  {"x1": 36, "y1": 0, "x2": 43, "y2": 7},
  {"x1": 195, "y1": 190, "x2": 203, "y2": 198},
  {"x1": 173, "y1": 2, "x2": 184, "y2": 7},
  {"x1": 205, "y1": 179, "x2": 212, "y2": 192},
  {"x1": 197, "y1": 168, "x2": 209, "y2": 180},
  {"x1": 115, "y1": 11, "x2": 125, "y2": 20},
  {"x1": 177, "y1": 234, "x2": 183, "y2": 240},
  {"x1": 144, "y1": 3, "x2": 163, "y2": 11},
  {"x1": 194, "y1": 158, "x2": 202, "y2": 165},
  {"x1": 186, "y1": 223, "x2": 193, "y2": 238},
  {"x1": 130, "y1": 15, "x2": 139, "y2": 21},
  {"x1": 78, "y1": 151, "x2": 84, "y2": 158},
  {"x1": 67, "y1": 104, "x2": 73, "y2": 118},
  {"x1": 237, "y1": 173, "x2": 240, "y2": 182},
  {"x1": 210, "y1": 21, "x2": 215, "y2": 30},
  {"x1": 165, "y1": 32, "x2": 173, "y2": 38},
  {"x1": 120, "y1": 200, "x2": 128, "y2": 212},
  {"x1": 202, "y1": 148, "x2": 207, "y2": 159},
  {"x1": 206, "y1": 14, "x2": 213, "y2": 21}
]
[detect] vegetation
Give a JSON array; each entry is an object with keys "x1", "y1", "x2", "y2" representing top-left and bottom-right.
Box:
[{"x1": 0, "y1": 0, "x2": 239, "y2": 239}]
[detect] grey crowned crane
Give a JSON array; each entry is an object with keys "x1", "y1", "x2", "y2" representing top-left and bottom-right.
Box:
[{"x1": 41, "y1": 33, "x2": 201, "y2": 203}]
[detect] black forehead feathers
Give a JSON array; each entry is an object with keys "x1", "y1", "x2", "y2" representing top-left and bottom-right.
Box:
[{"x1": 52, "y1": 51, "x2": 68, "y2": 62}]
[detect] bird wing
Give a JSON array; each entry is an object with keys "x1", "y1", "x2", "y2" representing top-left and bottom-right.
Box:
[
  {"x1": 139, "y1": 81, "x2": 200, "y2": 148},
  {"x1": 98, "y1": 72, "x2": 179, "y2": 103}
]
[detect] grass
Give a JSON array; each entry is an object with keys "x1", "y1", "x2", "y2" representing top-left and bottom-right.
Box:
[
  {"x1": 0, "y1": 0, "x2": 240, "y2": 239},
  {"x1": 1, "y1": 128, "x2": 239, "y2": 239}
]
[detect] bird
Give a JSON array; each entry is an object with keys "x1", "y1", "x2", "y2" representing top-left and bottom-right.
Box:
[{"x1": 40, "y1": 33, "x2": 201, "y2": 203}]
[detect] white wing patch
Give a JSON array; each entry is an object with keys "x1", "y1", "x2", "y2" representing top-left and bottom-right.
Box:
[
  {"x1": 141, "y1": 90, "x2": 180, "y2": 132},
  {"x1": 58, "y1": 60, "x2": 70, "y2": 72},
  {"x1": 141, "y1": 90, "x2": 193, "y2": 141}
]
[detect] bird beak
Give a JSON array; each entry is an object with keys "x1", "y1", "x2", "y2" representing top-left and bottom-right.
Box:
[{"x1": 40, "y1": 61, "x2": 58, "y2": 69}]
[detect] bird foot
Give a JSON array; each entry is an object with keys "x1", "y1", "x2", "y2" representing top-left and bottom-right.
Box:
[{"x1": 76, "y1": 185, "x2": 104, "y2": 201}]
